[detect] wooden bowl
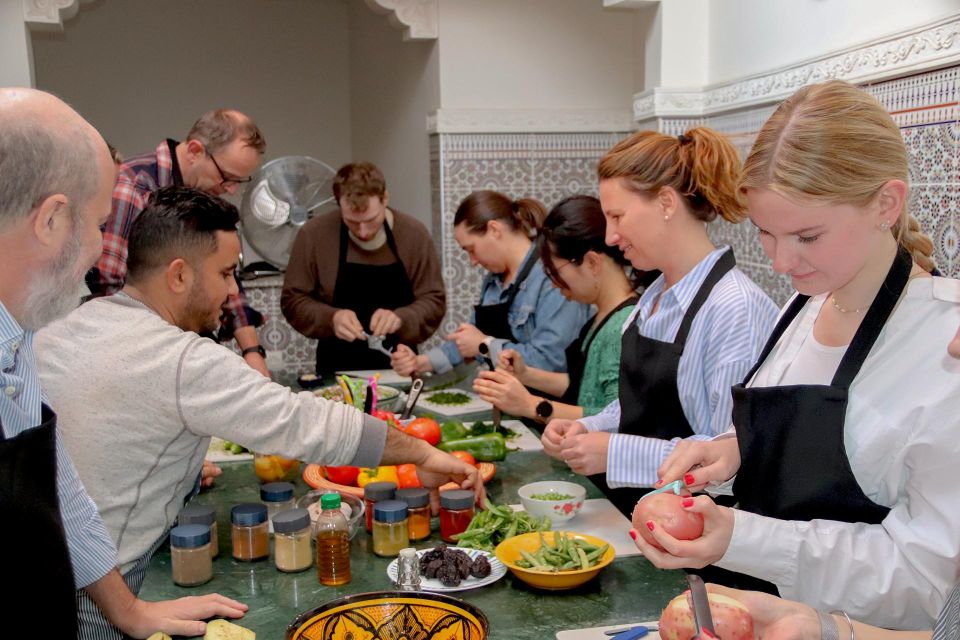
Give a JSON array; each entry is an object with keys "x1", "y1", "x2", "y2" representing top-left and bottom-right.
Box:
[
  {"x1": 286, "y1": 590, "x2": 489, "y2": 639},
  {"x1": 302, "y1": 462, "x2": 496, "y2": 497}
]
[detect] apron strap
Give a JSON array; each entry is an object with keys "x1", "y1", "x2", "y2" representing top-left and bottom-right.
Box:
[
  {"x1": 738, "y1": 294, "x2": 811, "y2": 386},
  {"x1": 500, "y1": 246, "x2": 541, "y2": 310},
  {"x1": 830, "y1": 246, "x2": 913, "y2": 390},
  {"x1": 674, "y1": 248, "x2": 737, "y2": 346}
]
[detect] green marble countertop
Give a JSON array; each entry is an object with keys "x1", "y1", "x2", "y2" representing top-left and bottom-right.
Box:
[{"x1": 140, "y1": 445, "x2": 684, "y2": 639}]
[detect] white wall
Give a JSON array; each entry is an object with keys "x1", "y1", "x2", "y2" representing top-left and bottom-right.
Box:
[
  {"x1": 437, "y1": 0, "x2": 641, "y2": 109},
  {"x1": 347, "y1": 2, "x2": 439, "y2": 228},
  {"x1": 31, "y1": 0, "x2": 353, "y2": 166},
  {"x1": 0, "y1": 0, "x2": 33, "y2": 87},
  {"x1": 708, "y1": 0, "x2": 959, "y2": 85}
]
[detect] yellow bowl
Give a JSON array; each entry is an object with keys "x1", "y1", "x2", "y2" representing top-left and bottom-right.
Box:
[
  {"x1": 494, "y1": 531, "x2": 615, "y2": 591},
  {"x1": 286, "y1": 591, "x2": 488, "y2": 639}
]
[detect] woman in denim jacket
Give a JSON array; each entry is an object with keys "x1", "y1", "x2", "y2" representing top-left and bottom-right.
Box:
[{"x1": 391, "y1": 190, "x2": 590, "y2": 377}]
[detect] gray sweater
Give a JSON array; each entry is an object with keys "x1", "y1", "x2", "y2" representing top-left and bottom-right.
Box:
[{"x1": 35, "y1": 294, "x2": 386, "y2": 572}]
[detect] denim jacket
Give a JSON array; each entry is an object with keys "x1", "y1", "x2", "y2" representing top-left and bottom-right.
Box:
[{"x1": 426, "y1": 246, "x2": 591, "y2": 374}]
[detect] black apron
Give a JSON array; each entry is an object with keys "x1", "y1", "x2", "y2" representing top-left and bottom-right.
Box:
[
  {"x1": 0, "y1": 405, "x2": 78, "y2": 635},
  {"x1": 560, "y1": 296, "x2": 639, "y2": 405},
  {"x1": 315, "y1": 221, "x2": 416, "y2": 376},
  {"x1": 473, "y1": 248, "x2": 540, "y2": 342},
  {"x1": 591, "y1": 249, "x2": 736, "y2": 516},
  {"x1": 702, "y1": 249, "x2": 911, "y2": 594}
]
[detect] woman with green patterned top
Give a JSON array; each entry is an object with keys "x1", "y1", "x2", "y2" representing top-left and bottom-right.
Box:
[{"x1": 474, "y1": 195, "x2": 645, "y2": 423}]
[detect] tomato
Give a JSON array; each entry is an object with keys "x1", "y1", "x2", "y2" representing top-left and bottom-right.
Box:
[
  {"x1": 372, "y1": 409, "x2": 400, "y2": 429},
  {"x1": 449, "y1": 450, "x2": 477, "y2": 466},
  {"x1": 631, "y1": 493, "x2": 704, "y2": 550},
  {"x1": 322, "y1": 465, "x2": 361, "y2": 486},
  {"x1": 396, "y1": 463, "x2": 422, "y2": 489},
  {"x1": 404, "y1": 417, "x2": 441, "y2": 446},
  {"x1": 659, "y1": 592, "x2": 753, "y2": 640}
]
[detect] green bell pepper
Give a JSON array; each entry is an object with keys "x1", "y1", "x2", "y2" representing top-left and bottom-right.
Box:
[
  {"x1": 440, "y1": 420, "x2": 469, "y2": 443},
  {"x1": 437, "y1": 432, "x2": 508, "y2": 461}
]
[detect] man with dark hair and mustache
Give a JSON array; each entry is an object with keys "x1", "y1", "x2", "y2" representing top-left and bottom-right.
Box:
[
  {"x1": 34, "y1": 185, "x2": 482, "y2": 640},
  {"x1": 0, "y1": 89, "x2": 246, "y2": 639}
]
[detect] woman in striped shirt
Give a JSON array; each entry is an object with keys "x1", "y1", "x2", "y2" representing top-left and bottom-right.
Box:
[{"x1": 542, "y1": 127, "x2": 778, "y2": 516}]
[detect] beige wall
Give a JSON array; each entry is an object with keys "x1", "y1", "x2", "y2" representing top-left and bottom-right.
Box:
[
  {"x1": 0, "y1": 0, "x2": 34, "y2": 87},
  {"x1": 437, "y1": 0, "x2": 641, "y2": 109},
  {"x1": 31, "y1": 0, "x2": 353, "y2": 168},
  {"x1": 347, "y1": 2, "x2": 439, "y2": 227}
]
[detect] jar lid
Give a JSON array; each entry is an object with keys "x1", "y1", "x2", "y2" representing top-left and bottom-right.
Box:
[
  {"x1": 178, "y1": 503, "x2": 216, "y2": 526},
  {"x1": 396, "y1": 488, "x2": 429, "y2": 509},
  {"x1": 231, "y1": 503, "x2": 267, "y2": 526},
  {"x1": 319, "y1": 493, "x2": 341, "y2": 510},
  {"x1": 440, "y1": 489, "x2": 475, "y2": 510},
  {"x1": 170, "y1": 524, "x2": 210, "y2": 548},
  {"x1": 373, "y1": 499, "x2": 408, "y2": 523},
  {"x1": 363, "y1": 481, "x2": 397, "y2": 501},
  {"x1": 272, "y1": 508, "x2": 310, "y2": 533},
  {"x1": 260, "y1": 482, "x2": 295, "y2": 502}
]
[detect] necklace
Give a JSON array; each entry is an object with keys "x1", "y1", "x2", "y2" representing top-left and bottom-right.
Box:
[{"x1": 831, "y1": 295, "x2": 861, "y2": 314}]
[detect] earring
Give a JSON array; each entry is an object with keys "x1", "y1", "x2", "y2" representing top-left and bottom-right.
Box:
[{"x1": 879, "y1": 220, "x2": 890, "y2": 231}]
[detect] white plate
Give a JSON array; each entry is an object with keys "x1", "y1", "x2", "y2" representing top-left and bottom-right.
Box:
[
  {"x1": 385, "y1": 547, "x2": 506, "y2": 593},
  {"x1": 206, "y1": 437, "x2": 253, "y2": 462},
  {"x1": 416, "y1": 389, "x2": 492, "y2": 416}
]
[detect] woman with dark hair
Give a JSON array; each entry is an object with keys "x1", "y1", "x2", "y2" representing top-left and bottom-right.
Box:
[
  {"x1": 392, "y1": 190, "x2": 589, "y2": 377},
  {"x1": 472, "y1": 195, "x2": 641, "y2": 423}
]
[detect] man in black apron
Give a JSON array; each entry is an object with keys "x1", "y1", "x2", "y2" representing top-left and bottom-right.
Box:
[{"x1": 590, "y1": 249, "x2": 736, "y2": 516}]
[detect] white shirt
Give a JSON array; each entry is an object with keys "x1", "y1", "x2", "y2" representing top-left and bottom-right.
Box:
[{"x1": 717, "y1": 277, "x2": 960, "y2": 630}]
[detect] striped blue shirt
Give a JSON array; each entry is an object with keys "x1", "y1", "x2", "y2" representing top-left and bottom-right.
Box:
[
  {"x1": 0, "y1": 301, "x2": 117, "y2": 588},
  {"x1": 580, "y1": 247, "x2": 778, "y2": 488}
]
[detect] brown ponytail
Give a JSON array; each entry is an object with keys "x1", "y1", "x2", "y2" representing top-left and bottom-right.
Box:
[
  {"x1": 597, "y1": 127, "x2": 745, "y2": 223},
  {"x1": 741, "y1": 80, "x2": 936, "y2": 272},
  {"x1": 454, "y1": 190, "x2": 546, "y2": 238}
]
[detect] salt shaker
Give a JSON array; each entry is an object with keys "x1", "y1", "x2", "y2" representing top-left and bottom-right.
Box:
[{"x1": 394, "y1": 547, "x2": 421, "y2": 591}]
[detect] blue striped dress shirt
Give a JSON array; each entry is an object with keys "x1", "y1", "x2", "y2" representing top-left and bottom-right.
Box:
[
  {"x1": 580, "y1": 246, "x2": 778, "y2": 488},
  {"x1": 0, "y1": 301, "x2": 117, "y2": 588}
]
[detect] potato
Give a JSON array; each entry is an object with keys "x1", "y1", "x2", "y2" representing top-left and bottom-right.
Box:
[
  {"x1": 659, "y1": 591, "x2": 754, "y2": 640},
  {"x1": 146, "y1": 634, "x2": 171, "y2": 640},
  {"x1": 632, "y1": 492, "x2": 704, "y2": 549},
  {"x1": 204, "y1": 619, "x2": 256, "y2": 640}
]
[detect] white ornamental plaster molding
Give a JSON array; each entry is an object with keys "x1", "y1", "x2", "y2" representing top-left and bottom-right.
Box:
[
  {"x1": 603, "y1": 0, "x2": 659, "y2": 8},
  {"x1": 427, "y1": 108, "x2": 635, "y2": 134},
  {"x1": 21, "y1": 0, "x2": 92, "y2": 31},
  {"x1": 364, "y1": 0, "x2": 438, "y2": 41},
  {"x1": 634, "y1": 14, "x2": 960, "y2": 121}
]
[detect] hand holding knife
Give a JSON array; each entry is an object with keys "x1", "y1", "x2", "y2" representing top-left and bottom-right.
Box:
[{"x1": 687, "y1": 574, "x2": 718, "y2": 638}]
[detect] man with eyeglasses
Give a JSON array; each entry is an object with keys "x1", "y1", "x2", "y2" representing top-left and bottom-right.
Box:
[{"x1": 86, "y1": 109, "x2": 270, "y2": 382}]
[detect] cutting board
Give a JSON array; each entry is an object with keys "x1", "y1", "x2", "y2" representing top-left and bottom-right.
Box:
[
  {"x1": 334, "y1": 369, "x2": 412, "y2": 387},
  {"x1": 510, "y1": 498, "x2": 640, "y2": 557},
  {"x1": 501, "y1": 419, "x2": 543, "y2": 452},
  {"x1": 416, "y1": 389, "x2": 493, "y2": 416},
  {"x1": 556, "y1": 621, "x2": 660, "y2": 639},
  {"x1": 205, "y1": 437, "x2": 253, "y2": 462}
]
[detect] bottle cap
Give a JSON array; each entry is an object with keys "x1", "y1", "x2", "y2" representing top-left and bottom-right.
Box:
[
  {"x1": 364, "y1": 481, "x2": 397, "y2": 502},
  {"x1": 272, "y1": 508, "x2": 311, "y2": 533},
  {"x1": 320, "y1": 493, "x2": 341, "y2": 510},
  {"x1": 260, "y1": 482, "x2": 295, "y2": 502},
  {"x1": 373, "y1": 499, "x2": 408, "y2": 523},
  {"x1": 178, "y1": 503, "x2": 216, "y2": 526},
  {"x1": 440, "y1": 489, "x2": 475, "y2": 510},
  {"x1": 170, "y1": 524, "x2": 211, "y2": 548},
  {"x1": 396, "y1": 488, "x2": 429, "y2": 509},
  {"x1": 231, "y1": 503, "x2": 268, "y2": 526}
]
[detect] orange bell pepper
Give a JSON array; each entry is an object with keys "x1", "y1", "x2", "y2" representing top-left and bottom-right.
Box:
[{"x1": 396, "y1": 464, "x2": 422, "y2": 489}]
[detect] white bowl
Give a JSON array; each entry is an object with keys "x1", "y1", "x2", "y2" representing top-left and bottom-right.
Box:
[{"x1": 517, "y1": 480, "x2": 587, "y2": 524}]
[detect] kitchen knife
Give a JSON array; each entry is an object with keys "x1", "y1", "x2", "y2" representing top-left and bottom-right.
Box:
[
  {"x1": 687, "y1": 574, "x2": 717, "y2": 638},
  {"x1": 399, "y1": 377, "x2": 424, "y2": 420}
]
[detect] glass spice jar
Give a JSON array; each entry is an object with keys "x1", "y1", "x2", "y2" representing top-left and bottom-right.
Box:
[
  {"x1": 260, "y1": 481, "x2": 296, "y2": 533},
  {"x1": 396, "y1": 488, "x2": 431, "y2": 541},
  {"x1": 178, "y1": 503, "x2": 218, "y2": 559},
  {"x1": 272, "y1": 508, "x2": 313, "y2": 573},
  {"x1": 363, "y1": 481, "x2": 397, "y2": 533},
  {"x1": 439, "y1": 490, "x2": 475, "y2": 543},
  {"x1": 231, "y1": 503, "x2": 269, "y2": 561},
  {"x1": 170, "y1": 524, "x2": 213, "y2": 587},
  {"x1": 372, "y1": 500, "x2": 409, "y2": 557}
]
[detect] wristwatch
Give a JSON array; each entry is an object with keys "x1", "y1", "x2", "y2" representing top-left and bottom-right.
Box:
[
  {"x1": 241, "y1": 345, "x2": 266, "y2": 358},
  {"x1": 535, "y1": 399, "x2": 554, "y2": 421}
]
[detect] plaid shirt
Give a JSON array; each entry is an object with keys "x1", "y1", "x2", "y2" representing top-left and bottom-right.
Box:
[{"x1": 87, "y1": 140, "x2": 262, "y2": 338}]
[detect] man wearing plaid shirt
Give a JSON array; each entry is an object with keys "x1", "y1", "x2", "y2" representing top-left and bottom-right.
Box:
[{"x1": 86, "y1": 109, "x2": 270, "y2": 377}]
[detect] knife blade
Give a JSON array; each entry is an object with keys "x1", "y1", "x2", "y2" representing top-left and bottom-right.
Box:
[{"x1": 687, "y1": 574, "x2": 717, "y2": 638}]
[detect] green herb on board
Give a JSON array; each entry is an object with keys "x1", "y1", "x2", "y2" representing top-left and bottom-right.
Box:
[{"x1": 426, "y1": 391, "x2": 472, "y2": 406}]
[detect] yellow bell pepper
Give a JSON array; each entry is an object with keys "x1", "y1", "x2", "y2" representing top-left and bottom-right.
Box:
[{"x1": 356, "y1": 465, "x2": 399, "y2": 488}]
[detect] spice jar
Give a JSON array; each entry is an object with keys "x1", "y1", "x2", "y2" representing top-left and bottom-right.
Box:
[
  {"x1": 396, "y1": 488, "x2": 431, "y2": 541},
  {"x1": 315, "y1": 493, "x2": 351, "y2": 586},
  {"x1": 170, "y1": 524, "x2": 213, "y2": 587},
  {"x1": 178, "y1": 504, "x2": 218, "y2": 558},
  {"x1": 260, "y1": 481, "x2": 295, "y2": 532},
  {"x1": 372, "y1": 500, "x2": 409, "y2": 557},
  {"x1": 363, "y1": 481, "x2": 397, "y2": 533},
  {"x1": 272, "y1": 508, "x2": 312, "y2": 573},
  {"x1": 439, "y1": 490, "x2": 475, "y2": 543},
  {"x1": 231, "y1": 503, "x2": 269, "y2": 561}
]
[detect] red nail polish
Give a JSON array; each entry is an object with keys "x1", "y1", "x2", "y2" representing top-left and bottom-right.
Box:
[
  {"x1": 682, "y1": 497, "x2": 694, "y2": 508},
  {"x1": 684, "y1": 473, "x2": 695, "y2": 486},
  {"x1": 654, "y1": 479, "x2": 663, "y2": 487},
  {"x1": 629, "y1": 530, "x2": 637, "y2": 541},
  {"x1": 646, "y1": 520, "x2": 655, "y2": 531}
]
